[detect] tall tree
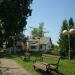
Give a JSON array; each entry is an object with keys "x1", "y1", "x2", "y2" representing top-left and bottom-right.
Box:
[
  {"x1": 31, "y1": 23, "x2": 44, "y2": 37},
  {"x1": 58, "y1": 18, "x2": 75, "y2": 58},
  {"x1": 58, "y1": 19, "x2": 68, "y2": 58},
  {"x1": 38, "y1": 23, "x2": 44, "y2": 37},
  {"x1": 0, "y1": 20, "x2": 5, "y2": 47},
  {"x1": 69, "y1": 18, "x2": 75, "y2": 58},
  {"x1": 0, "y1": 0, "x2": 33, "y2": 47},
  {"x1": 31, "y1": 28, "x2": 38, "y2": 37}
]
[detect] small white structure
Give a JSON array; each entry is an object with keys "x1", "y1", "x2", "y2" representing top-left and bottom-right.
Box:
[{"x1": 27, "y1": 37, "x2": 52, "y2": 53}]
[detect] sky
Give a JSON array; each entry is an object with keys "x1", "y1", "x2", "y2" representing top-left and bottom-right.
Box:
[{"x1": 24, "y1": 0, "x2": 75, "y2": 44}]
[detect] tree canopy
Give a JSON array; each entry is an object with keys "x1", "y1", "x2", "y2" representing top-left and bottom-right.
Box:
[
  {"x1": 31, "y1": 23, "x2": 44, "y2": 37},
  {"x1": 0, "y1": 0, "x2": 33, "y2": 47}
]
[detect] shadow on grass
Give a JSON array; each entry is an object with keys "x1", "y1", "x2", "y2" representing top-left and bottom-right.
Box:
[{"x1": 33, "y1": 68, "x2": 64, "y2": 75}]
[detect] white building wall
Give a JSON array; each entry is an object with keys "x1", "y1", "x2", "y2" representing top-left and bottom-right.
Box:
[
  {"x1": 46, "y1": 41, "x2": 51, "y2": 52},
  {"x1": 28, "y1": 38, "x2": 52, "y2": 52},
  {"x1": 40, "y1": 45, "x2": 46, "y2": 51},
  {"x1": 29, "y1": 45, "x2": 39, "y2": 52}
]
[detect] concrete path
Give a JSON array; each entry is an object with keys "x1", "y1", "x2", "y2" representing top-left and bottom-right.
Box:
[{"x1": 0, "y1": 58, "x2": 30, "y2": 75}]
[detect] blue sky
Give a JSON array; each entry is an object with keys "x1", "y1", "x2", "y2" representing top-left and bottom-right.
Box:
[{"x1": 24, "y1": 0, "x2": 75, "y2": 44}]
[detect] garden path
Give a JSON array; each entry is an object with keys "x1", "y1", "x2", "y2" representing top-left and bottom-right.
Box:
[{"x1": 0, "y1": 58, "x2": 30, "y2": 75}]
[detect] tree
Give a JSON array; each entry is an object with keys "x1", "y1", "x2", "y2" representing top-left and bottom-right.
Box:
[
  {"x1": 7, "y1": 32, "x2": 25, "y2": 47},
  {"x1": 51, "y1": 44, "x2": 60, "y2": 55},
  {"x1": 0, "y1": 20, "x2": 5, "y2": 47},
  {"x1": 38, "y1": 23, "x2": 44, "y2": 37},
  {"x1": 0, "y1": 20, "x2": 2, "y2": 37},
  {"x1": 58, "y1": 18, "x2": 75, "y2": 58},
  {"x1": 31, "y1": 28, "x2": 38, "y2": 37},
  {"x1": 31, "y1": 23, "x2": 44, "y2": 37},
  {"x1": 0, "y1": 0, "x2": 33, "y2": 47},
  {"x1": 69, "y1": 18, "x2": 75, "y2": 58},
  {"x1": 58, "y1": 19, "x2": 68, "y2": 58}
]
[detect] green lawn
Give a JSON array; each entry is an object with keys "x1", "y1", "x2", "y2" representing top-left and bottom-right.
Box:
[
  {"x1": 11, "y1": 54, "x2": 75, "y2": 75},
  {"x1": 11, "y1": 54, "x2": 41, "y2": 75},
  {"x1": 60, "y1": 59, "x2": 75, "y2": 75}
]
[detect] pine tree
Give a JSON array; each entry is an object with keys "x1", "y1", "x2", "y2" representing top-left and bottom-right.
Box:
[
  {"x1": 69, "y1": 18, "x2": 75, "y2": 58},
  {"x1": 58, "y1": 19, "x2": 68, "y2": 58},
  {"x1": 58, "y1": 18, "x2": 75, "y2": 58}
]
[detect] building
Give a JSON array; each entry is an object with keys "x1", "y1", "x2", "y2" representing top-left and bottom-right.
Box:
[{"x1": 27, "y1": 37, "x2": 52, "y2": 53}]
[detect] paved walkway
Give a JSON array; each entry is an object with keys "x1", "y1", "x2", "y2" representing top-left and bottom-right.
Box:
[{"x1": 0, "y1": 58, "x2": 30, "y2": 75}]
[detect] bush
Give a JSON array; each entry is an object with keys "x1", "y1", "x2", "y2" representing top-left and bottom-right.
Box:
[{"x1": 51, "y1": 44, "x2": 60, "y2": 55}]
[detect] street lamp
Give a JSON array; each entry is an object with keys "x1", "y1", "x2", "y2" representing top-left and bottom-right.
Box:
[{"x1": 63, "y1": 28, "x2": 75, "y2": 60}]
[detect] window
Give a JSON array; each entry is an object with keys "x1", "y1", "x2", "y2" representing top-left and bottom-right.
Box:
[
  {"x1": 49, "y1": 45, "x2": 50, "y2": 48},
  {"x1": 31, "y1": 46, "x2": 36, "y2": 49},
  {"x1": 40, "y1": 45, "x2": 42, "y2": 49},
  {"x1": 33, "y1": 41, "x2": 38, "y2": 44}
]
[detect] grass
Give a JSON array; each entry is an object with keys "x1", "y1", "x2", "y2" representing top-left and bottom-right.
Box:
[
  {"x1": 60, "y1": 59, "x2": 75, "y2": 75},
  {"x1": 42, "y1": 56, "x2": 75, "y2": 75},
  {"x1": 11, "y1": 54, "x2": 75, "y2": 75},
  {"x1": 11, "y1": 54, "x2": 41, "y2": 75}
]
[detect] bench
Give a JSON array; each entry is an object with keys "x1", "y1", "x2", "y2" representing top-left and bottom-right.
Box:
[
  {"x1": 33, "y1": 54, "x2": 61, "y2": 75},
  {"x1": 21, "y1": 52, "x2": 30, "y2": 60}
]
